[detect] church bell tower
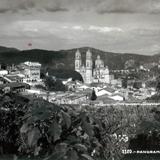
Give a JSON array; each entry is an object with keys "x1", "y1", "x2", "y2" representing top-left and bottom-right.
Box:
[
  {"x1": 75, "y1": 49, "x2": 82, "y2": 72},
  {"x1": 85, "y1": 49, "x2": 93, "y2": 84}
]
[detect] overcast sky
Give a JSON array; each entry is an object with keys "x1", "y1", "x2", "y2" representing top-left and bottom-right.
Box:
[{"x1": 0, "y1": 0, "x2": 160, "y2": 55}]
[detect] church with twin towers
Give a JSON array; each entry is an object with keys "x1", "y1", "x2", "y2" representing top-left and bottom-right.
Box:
[{"x1": 75, "y1": 49, "x2": 110, "y2": 84}]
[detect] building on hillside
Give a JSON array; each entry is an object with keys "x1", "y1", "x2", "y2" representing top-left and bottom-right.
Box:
[
  {"x1": 109, "y1": 93, "x2": 124, "y2": 101},
  {"x1": 19, "y1": 61, "x2": 41, "y2": 82},
  {"x1": 0, "y1": 70, "x2": 8, "y2": 76},
  {"x1": 110, "y1": 78, "x2": 122, "y2": 87},
  {"x1": 0, "y1": 82, "x2": 30, "y2": 94},
  {"x1": 4, "y1": 74, "x2": 24, "y2": 83},
  {"x1": 63, "y1": 80, "x2": 77, "y2": 91},
  {"x1": 75, "y1": 49, "x2": 110, "y2": 84},
  {"x1": 53, "y1": 93, "x2": 87, "y2": 105},
  {"x1": 97, "y1": 95, "x2": 117, "y2": 104}
]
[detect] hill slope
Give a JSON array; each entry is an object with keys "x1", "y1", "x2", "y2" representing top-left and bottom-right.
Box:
[
  {"x1": 0, "y1": 46, "x2": 154, "y2": 70},
  {"x1": 0, "y1": 46, "x2": 19, "y2": 53}
]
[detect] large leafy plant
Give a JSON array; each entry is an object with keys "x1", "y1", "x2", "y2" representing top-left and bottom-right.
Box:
[
  {"x1": 19, "y1": 99, "x2": 96, "y2": 160},
  {"x1": 0, "y1": 93, "x2": 153, "y2": 160},
  {"x1": 19, "y1": 100, "x2": 142, "y2": 160}
]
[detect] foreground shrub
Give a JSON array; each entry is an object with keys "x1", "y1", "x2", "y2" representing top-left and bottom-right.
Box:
[{"x1": 1, "y1": 93, "x2": 159, "y2": 160}]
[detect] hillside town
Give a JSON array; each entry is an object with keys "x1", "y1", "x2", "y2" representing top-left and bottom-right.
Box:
[
  {"x1": 0, "y1": 49, "x2": 158, "y2": 107},
  {"x1": 1, "y1": 0, "x2": 160, "y2": 159}
]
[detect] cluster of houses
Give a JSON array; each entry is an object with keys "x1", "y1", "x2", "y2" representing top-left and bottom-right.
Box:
[
  {"x1": 0, "y1": 61, "x2": 41, "y2": 93},
  {"x1": 61, "y1": 77, "x2": 156, "y2": 105},
  {"x1": 0, "y1": 59, "x2": 157, "y2": 106}
]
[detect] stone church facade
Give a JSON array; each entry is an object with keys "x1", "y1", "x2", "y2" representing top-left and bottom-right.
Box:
[{"x1": 75, "y1": 49, "x2": 110, "y2": 84}]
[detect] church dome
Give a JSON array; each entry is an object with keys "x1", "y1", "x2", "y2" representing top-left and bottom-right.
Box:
[{"x1": 86, "y1": 49, "x2": 92, "y2": 59}]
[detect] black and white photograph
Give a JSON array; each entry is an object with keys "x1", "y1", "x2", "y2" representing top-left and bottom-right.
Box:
[{"x1": 0, "y1": 0, "x2": 160, "y2": 160}]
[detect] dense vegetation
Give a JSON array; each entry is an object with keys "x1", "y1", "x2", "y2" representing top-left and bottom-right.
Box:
[
  {"x1": 44, "y1": 76, "x2": 67, "y2": 91},
  {"x1": 1, "y1": 92, "x2": 160, "y2": 160},
  {"x1": 45, "y1": 69, "x2": 83, "y2": 82}
]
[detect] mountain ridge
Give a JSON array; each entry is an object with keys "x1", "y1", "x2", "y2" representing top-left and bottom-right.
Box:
[
  {"x1": 0, "y1": 45, "x2": 159, "y2": 70},
  {"x1": 0, "y1": 46, "x2": 19, "y2": 53}
]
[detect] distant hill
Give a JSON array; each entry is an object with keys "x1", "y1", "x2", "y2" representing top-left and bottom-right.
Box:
[
  {"x1": 0, "y1": 46, "x2": 155, "y2": 71},
  {"x1": 0, "y1": 46, "x2": 19, "y2": 53}
]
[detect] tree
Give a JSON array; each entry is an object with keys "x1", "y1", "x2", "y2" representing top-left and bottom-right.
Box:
[
  {"x1": 45, "y1": 69, "x2": 83, "y2": 82},
  {"x1": 45, "y1": 76, "x2": 66, "y2": 91},
  {"x1": 89, "y1": 105, "x2": 140, "y2": 160},
  {"x1": 19, "y1": 99, "x2": 97, "y2": 160},
  {"x1": 122, "y1": 78, "x2": 128, "y2": 88},
  {"x1": 124, "y1": 59, "x2": 135, "y2": 70},
  {"x1": 1, "y1": 92, "x2": 156, "y2": 160},
  {"x1": 156, "y1": 76, "x2": 160, "y2": 94},
  {"x1": 0, "y1": 93, "x2": 28, "y2": 154},
  {"x1": 90, "y1": 89, "x2": 97, "y2": 101},
  {"x1": 128, "y1": 105, "x2": 160, "y2": 152},
  {"x1": 19, "y1": 100, "x2": 141, "y2": 160}
]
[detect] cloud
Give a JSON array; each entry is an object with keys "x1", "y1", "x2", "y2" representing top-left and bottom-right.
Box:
[
  {"x1": 131, "y1": 28, "x2": 160, "y2": 37},
  {"x1": 0, "y1": 8, "x2": 10, "y2": 13},
  {"x1": 0, "y1": 0, "x2": 160, "y2": 15},
  {"x1": 16, "y1": 0, "x2": 35, "y2": 10},
  {"x1": 41, "y1": 0, "x2": 69, "y2": 12},
  {"x1": 96, "y1": 0, "x2": 160, "y2": 14},
  {"x1": 0, "y1": 0, "x2": 68, "y2": 14},
  {"x1": 1, "y1": 19, "x2": 160, "y2": 55},
  {"x1": 88, "y1": 25, "x2": 123, "y2": 33},
  {"x1": 62, "y1": 24, "x2": 123, "y2": 33},
  {"x1": 45, "y1": 7, "x2": 68, "y2": 12},
  {"x1": 0, "y1": 0, "x2": 10, "y2": 13},
  {"x1": 0, "y1": 1, "x2": 160, "y2": 55},
  {"x1": 0, "y1": 0, "x2": 35, "y2": 13},
  {"x1": 72, "y1": 26, "x2": 84, "y2": 30}
]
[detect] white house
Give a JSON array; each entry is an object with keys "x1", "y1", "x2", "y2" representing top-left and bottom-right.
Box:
[
  {"x1": 20, "y1": 61, "x2": 41, "y2": 82},
  {"x1": 0, "y1": 70, "x2": 8, "y2": 76},
  {"x1": 109, "y1": 93, "x2": 124, "y2": 101}
]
